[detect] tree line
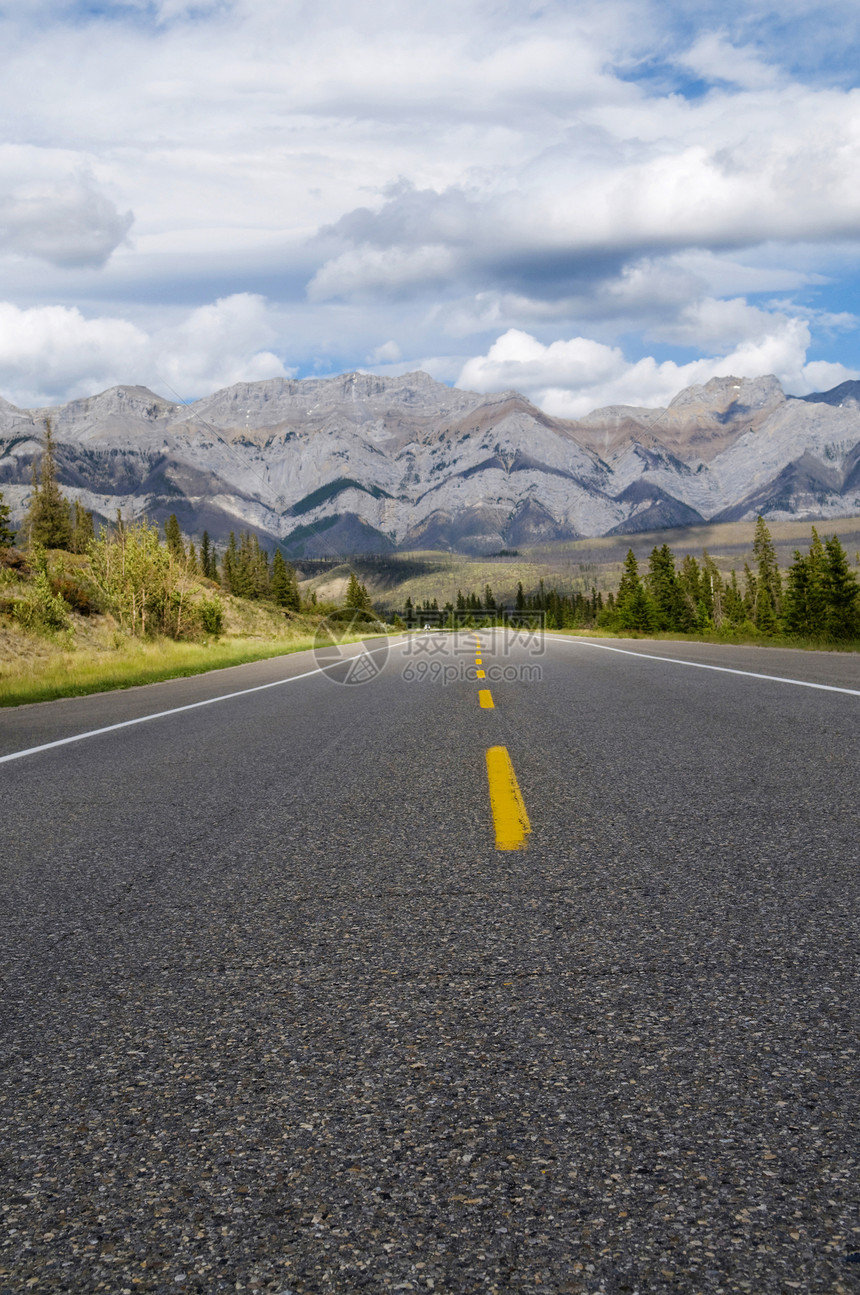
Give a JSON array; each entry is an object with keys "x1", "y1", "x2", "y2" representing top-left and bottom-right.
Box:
[
  {"x1": 607, "y1": 517, "x2": 859, "y2": 640},
  {"x1": 164, "y1": 517, "x2": 302, "y2": 611},
  {"x1": 400, "y1": 517, "x2": 860, "y2": 641}
]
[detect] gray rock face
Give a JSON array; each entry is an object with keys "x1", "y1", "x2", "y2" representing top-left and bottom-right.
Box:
[{"x1": 1, "y1": 371, "x2": 858, "y2": 553}]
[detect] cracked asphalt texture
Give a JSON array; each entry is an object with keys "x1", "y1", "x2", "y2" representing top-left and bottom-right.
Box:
[{"x1": 1, "y1": 633, "x2": 858, "y2": 1294}]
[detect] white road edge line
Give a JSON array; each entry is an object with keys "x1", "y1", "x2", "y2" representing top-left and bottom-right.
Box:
[
  {"x1": 0, "y1": 640, "x2": 405, "y2": 767},
  {"x1": 552, "y1": 635, "x2": 860, "y2": 697}
]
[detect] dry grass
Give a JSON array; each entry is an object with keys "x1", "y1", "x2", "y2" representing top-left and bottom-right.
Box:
[
  {"x1": 0, "y1": 577, "x2": 389, "y2": 706},
  {"x1": 0, "y1": 625, "x2": 324, "y2": 708}
]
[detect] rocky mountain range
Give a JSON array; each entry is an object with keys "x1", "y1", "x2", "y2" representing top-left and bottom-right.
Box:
[{"x1": 1, "y1": 370, "x2": 859, "y2": 555}]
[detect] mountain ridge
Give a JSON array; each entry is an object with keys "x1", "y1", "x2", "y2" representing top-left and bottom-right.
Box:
[{"x1": 1, "y1": 371, "x2": 858, "y2": 555}]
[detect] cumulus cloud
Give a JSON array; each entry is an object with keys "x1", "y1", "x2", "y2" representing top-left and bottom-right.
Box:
[
  {"x1": 0, "y1": 294, "x2": 288, "y2": 407},
  {"x1": 308, "y1": 244, "x2": 459, "y2": 301},
  {"x1": 0, "y1": 0, "x2": 859, "y2": 396},
  {"x1": 0, "y1": 169, "x2": 132, "y2": 267},
  {"x1": 457, "y1": 318, "x2": 860, "y2": 418},
  {"x1": 678, "y1": 30, "x2": 781, "y2": 89},
  {"x1": 155, "y1": 294, "x2": 288, "y2": 395}
]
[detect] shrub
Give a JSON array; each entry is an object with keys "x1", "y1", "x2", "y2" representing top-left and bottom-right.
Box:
[
  {"x1": 50, "y1": 573, "x2": 99, "y2": 616},
  {"x1": 13, "y1": 569, "x2": 71, "y2": 633},
  {"x1": 197, "y1": 594, "x2": 224, "y2": 636}
]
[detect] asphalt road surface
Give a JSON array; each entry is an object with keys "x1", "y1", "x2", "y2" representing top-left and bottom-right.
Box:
[{"x1": 1, "y1": 632, "x2": 858, "y2": 1295}]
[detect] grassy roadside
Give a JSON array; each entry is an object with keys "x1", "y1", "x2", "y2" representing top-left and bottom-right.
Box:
[
  {"x1": 0, "y1": 609, "x2": 387, "y2": 708},
  {"x1": 0, "y1": 633, "x2": 327, "y2": 708},
  {"x1": 544, "y1": 627, "x2": 860, "y2": 652}
]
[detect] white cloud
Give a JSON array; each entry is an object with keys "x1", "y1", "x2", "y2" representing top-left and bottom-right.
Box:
[
  {"x1": 308, "y1": 244, "x2": 459, "y2": 301},
  {"x1": 678, "y1": 30, "x2": 781, "y2": 90},
  {"x1": 0, "y1": 303, "x2": 149, "y2": 406},
  {"x1": 458, "y1": 318, "x2": 860, "y2": 417},
  {"x1": 156, "y1": 294, "x2": 288, "y2": 395},
  {"x1": 0, "y1": 0, "x2": 857, "y2": 397},
  {"x1": 0, "y1": 163, "x2": 132, "y2": 267},
  {"x1": 367, "y1": 339, "x2": 402, "y2": 363},
  {"x1": 0, "y1": 294, "x2": 289, "y2": 407}
]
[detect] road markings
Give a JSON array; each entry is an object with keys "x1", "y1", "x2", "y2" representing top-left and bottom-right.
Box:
[
  {"x1": 475, "y1": 656, "x2": 483, "y2": 664},
  {"x1": 478, "y1": 689, "x2": 494, "y2": 709},
  {"x1": 0, "y1": 641, "x2": 403, "y2": 767},
  {"x1": 476, "y1": 669, "x2": 486, "y2": 679},
  {"x1": 485, "y1": 745, "x2": 531, "y2": 850},
  {"x1": 555, "y1": 636, "x2": 860, "y2": 696}
]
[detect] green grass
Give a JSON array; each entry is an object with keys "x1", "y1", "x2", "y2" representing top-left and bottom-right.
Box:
[
  {"x1": 0, "y1": 633, "x2": 337, "y2": 708},
  {"x1": 545, "y1": 627, "x2": 860, "y2": 652}
]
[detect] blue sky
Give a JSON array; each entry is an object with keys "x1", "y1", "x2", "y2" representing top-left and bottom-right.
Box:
[{"x1": 1, "y1": 0, "x2": 860, "y2": 413}]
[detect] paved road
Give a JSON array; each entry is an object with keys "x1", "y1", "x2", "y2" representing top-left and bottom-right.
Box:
[{"x1": 1, "y1": 633, "x2": 858, "y2": 1294}]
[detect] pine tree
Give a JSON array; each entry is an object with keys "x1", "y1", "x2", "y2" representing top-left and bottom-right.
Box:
[
  {"x1": 24, "y1": 420, "x2": 72, "y2": 550},
  {"x1": 200, "y1": 530, "x2": 212, "y2": 579},
  {"x1": 822, "y1": 535, "x2": 860, "y2": 640},
  {"x1": 221, "y1": 532, "x2": 238, "y2": 594},
  {"x1": 70, "y1": 499, "x2": 94, "y2": 554},
  {"x1": 616, "y1": 549, "x2": 656, "y2": 632},
  {"x1": 345, "y1": 571, "x2": 372, "y2": 612},
  {"x1": 724, "y1": 569, "x2": 746, "y2": 625},
  {"x1": 742, "y1": 563, "x2": 757, "y2": 621},
  {"x1": 271, "y1": 549, "x2": 300, "y2": 610},
  {"x1": 0, "y1": 488, "x2": 15, "y2": 547},
  {"x1": 647, "y1": 544, "x2": 686, "y2": 630},
  {"x1": 753, "y1": 515, "x2": 782, "y2": 627},
  {"x1": 784, "y1": 528, "x2": 827, "y2": 636},
  {"x1": 164, "y1": 513, "x2": 185, "y2": 560}
]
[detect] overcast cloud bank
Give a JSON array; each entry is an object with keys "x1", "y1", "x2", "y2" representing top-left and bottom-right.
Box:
[{"x1": 1, "y1": 0, "x2": 859, "y2": 410}]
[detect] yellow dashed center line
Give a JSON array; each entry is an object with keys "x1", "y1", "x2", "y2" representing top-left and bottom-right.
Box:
[
  {"x1": 478, "y1": 689, "x2": 494, "y2": 709},
  {"x1": 485, "y1": 746, "x2": 531, "y2": 851},
  {"x1": 475, "y1": 657, "x2": 483, "y2": 664},
  {"x1": 476, "y1": 669, "x2": 486, "y2": 679}
]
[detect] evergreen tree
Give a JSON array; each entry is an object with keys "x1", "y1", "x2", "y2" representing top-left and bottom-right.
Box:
[
  {"x1": 753, "y1": 514, "x2": 782, "y2": 626},
  {"x1": 200, "y1": 530, "x2": 213, "y2": 579},
  {"x1": 647, "y1": 544, "x2": 686, "y2": 630},
  {"x1": 70, "y1": 499, "x2": 94, "y2": 554},
  {"x1": 24, "y1": 420, "x2": 72, "y2": 550},
  {"x1": 615, "y1": 549, "x2": 656, "y2": 632},
  {"x1": 164, "y1": 513, "x2": 185, "y2": 560},
  {"x1": 755, "y1": 583, "x2": 779, "y2": 635},
  {"x1": 784, "y1": 528, "x2": 827, "y2": 636},
  {"x1": 822, "y1": 534, "x2": 860, "y2": 639},
  {"x1": 345, "y1": 571, "x2": 372, "y2": 612},
  {"x1": 677, "y1": 553, "x2": 706, "y2": 629},
  {"x1": 0, "y1": 488, "x2": 15, "y2": 547},
  {"x1": 271, "y1": 549, "x2": 301, "y2": 610},
  {"x1": 742, "y1": 563, "x2": 757, "y2": 621},
  {"x1": 723, "y1": 569, "x2": 746, "y2": 625},
  {"x1": 221, "y1": 531, "x2": 238, "y2": 593},
  {"x1": 515, "y1": 581, "x2": 525, "y2": 611}
]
